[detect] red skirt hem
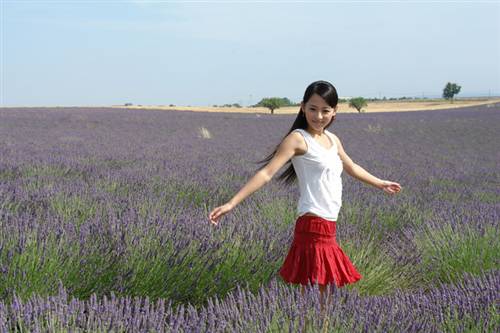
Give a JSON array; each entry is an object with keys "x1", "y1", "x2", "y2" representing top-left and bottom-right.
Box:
[{"x1": 278, "y1": 215, "x2": 362, "y2": 287}]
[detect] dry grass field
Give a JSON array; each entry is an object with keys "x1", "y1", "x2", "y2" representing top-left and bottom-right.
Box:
[{"x1": 110, "y1": 98, "x2": 500, "y2": 114}]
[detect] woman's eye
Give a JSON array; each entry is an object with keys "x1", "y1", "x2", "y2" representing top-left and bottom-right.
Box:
[{"x1": 309, "y1": 108, "x2": 331, "y2": 112}]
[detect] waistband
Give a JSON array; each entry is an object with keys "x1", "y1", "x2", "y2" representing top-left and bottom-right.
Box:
[
  {"x1": 297, "y1": 214, "x2": 336, "y2": 223},
  {"x1": 292, "y1": 232, "x2": 337, "y2": 245}
]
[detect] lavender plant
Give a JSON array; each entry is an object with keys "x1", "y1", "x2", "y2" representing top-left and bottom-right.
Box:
[
  {"x1": 0, "y1": 104, "x2": 499, "y2": 331},
  {"x1": 0, "y1": 270, "x2": 497, "y2": 332}
]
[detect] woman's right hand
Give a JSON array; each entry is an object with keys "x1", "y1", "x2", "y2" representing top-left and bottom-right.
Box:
[{"x1": 208, "y1": 203, "x2": 234, "y2": 225}]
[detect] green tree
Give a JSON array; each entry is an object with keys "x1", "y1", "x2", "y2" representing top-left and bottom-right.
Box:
[
  {"x1": 349, "y1": 97, "x2": 368, "y2": 113},
  {"x1": 442, "y1": 82, "x2": 461, "y2": 103},
  {"x1": 259, "y1": 97, "x2": 284, "y2": 114}
]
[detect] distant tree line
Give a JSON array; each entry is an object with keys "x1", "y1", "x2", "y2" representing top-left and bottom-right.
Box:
[
  {"x1": 123, "y1": 82, "x2": 463, "y2": 112},
  {"x1": 212, "y1": 103, "x2": 242, "y2": 108},
  {"x1": 252, "y1": 96, "x2": 369, "y2": 114}
]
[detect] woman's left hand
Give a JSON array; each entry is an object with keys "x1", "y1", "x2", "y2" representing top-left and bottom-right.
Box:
[{"x1": 379, "y1": 180, "x2": 402, "y2": 194}]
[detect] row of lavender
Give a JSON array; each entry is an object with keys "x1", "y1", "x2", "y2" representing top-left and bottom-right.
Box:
[
  {"x1": 0, "y1": 104, "x2": 499, "y2": 330},
  {"x1": 1, "y1": 270, "x2": 498, "y2": 332}
]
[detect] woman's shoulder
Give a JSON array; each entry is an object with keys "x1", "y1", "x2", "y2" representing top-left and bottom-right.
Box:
[
  {"x1": 325, "y1": 129, "x2": 341, "y2": 141},
  {"x1": 289, "y1": 128, "x2": 307, "y2": 139},
  {"x1": 285, "y1": 129, "x2": 308, "y2": 155},
  {"x1": 291, "y1": 128, "x2": 305, "y2": 135},
  {"x1": 325, "y1": 129, "x2": 342, "y2": 147}
]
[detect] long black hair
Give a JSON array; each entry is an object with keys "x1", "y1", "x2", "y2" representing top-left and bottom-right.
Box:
[{"x1": 255, "y1": 80, "x2": 339, "y2": 185}]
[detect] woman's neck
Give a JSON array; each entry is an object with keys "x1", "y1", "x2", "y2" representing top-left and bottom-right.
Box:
[{"x1": 306, "y1": 127, "x2": 325, "y2": 137}]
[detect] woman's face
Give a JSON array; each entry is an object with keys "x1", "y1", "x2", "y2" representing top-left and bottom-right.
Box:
[{"x1": 301, "y1": 93, "x2": 337, "y2": 133}]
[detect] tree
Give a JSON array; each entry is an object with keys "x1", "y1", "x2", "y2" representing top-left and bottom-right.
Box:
[
  {"x1": 259, "y1": 97, "x2": 285, "y2": 114},
  {"x1": 349, "y1": 97, "x2": 368, "y2": 113},
  {"x1": 442, "y1": 82, "x2": 461, "y2": 103}
]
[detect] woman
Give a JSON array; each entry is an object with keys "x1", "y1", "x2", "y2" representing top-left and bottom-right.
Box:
[{"x1": 208, "y1": 80, "x2": 402, "y2": 311}]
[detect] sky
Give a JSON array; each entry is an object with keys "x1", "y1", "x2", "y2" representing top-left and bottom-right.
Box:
[{"x1": 2, "y1": 0, "x2": 500, "y2": 107}]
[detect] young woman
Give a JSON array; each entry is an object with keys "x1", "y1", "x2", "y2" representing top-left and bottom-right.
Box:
[{"x1": 208, "y1": 80, "x2": 402, "y2": 311}]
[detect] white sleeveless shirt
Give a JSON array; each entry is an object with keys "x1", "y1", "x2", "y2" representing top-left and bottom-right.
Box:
[{"x1": 291, "y1": 128, "x2": 343, "y2": 222}]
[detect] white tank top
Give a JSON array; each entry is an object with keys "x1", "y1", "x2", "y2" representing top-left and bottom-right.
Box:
[{"x1": 291, "y1": 128, "x2": 343, "y2": 222}]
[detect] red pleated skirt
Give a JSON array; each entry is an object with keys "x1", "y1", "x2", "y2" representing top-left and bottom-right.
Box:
[{"x1": 279, "y1": 214, "x2": 362, "y2": 287}]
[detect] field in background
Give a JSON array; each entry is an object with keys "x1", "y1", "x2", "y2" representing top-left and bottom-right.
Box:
[
  {"x1": 0, "y1": 104, "x2": 498, "y2": 331},
  {"x1": 111, "y1": 97, "x2": 500, "y2": 114}
]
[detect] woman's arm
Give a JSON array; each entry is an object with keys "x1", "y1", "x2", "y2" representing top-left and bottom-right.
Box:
[
  {"x1": 345, "y1": 164, "x2": 384, "y2": 189},
  {"x1": 228, "y1": 134, "x2": 299, "y2": 207},
  {"x1": 332, "y1": 134, "x2": 401, "y2": 193},
  {"x1": 209, "y1": 132, "x2": 302, "y2": 224}
]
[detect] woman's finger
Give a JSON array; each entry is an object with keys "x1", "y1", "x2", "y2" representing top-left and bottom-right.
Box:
[{"x1": 209, "y1": 208, "x2": 220, "y2": 221}]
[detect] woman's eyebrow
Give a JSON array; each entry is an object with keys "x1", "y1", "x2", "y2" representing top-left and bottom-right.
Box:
[{"x1": 310, "y1": 104, "x2": 330, "y2": 109}]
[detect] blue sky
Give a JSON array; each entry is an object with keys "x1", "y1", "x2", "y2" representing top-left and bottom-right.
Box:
[{"x1": 2, "y1": 1, "x2": 499, "y2": 107}]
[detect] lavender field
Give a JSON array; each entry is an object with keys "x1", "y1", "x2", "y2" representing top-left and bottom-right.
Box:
[{"x1": 0, "y1": 105, "x2": 498, "y2": 332}]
